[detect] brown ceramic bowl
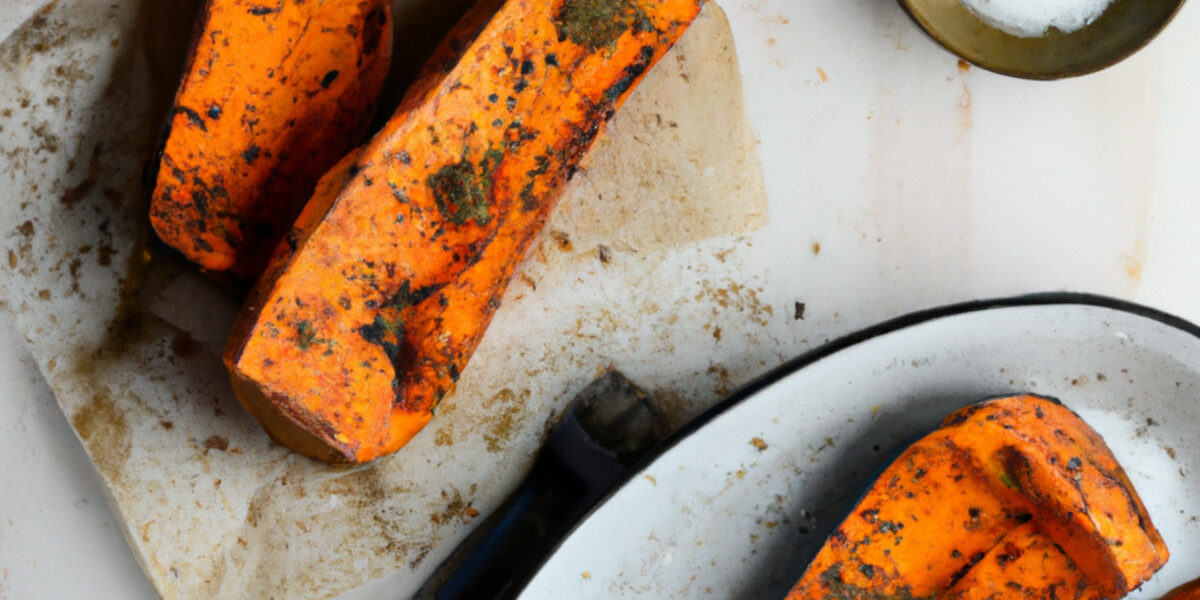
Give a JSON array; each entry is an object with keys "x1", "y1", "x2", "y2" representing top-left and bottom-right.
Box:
[{"x1": 899, "y1": 0, "x2": 1187, "y2": 79}]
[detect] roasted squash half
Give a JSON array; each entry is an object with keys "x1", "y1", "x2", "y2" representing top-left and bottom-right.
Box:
[{"x1": 787, "y1": 394, "x2": 1168, "y2": 600}]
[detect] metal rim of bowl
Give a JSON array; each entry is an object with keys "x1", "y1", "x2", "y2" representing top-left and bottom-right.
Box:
[{"x1": 898, "y1": 0, "x2": 1188, "y2": 80}]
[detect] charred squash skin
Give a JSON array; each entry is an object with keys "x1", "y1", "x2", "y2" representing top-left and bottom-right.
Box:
[
  {"x1": 224, "y1": 0, "x2": 704, "y2": 464},
  {"x1": 787, "y1": 395, "x2": 1168, "y2": 600},
  {"x1": 1164, "y1": 579, "x2": 1200, "y2": 600},
  {"x1": 149, "y1": 0, "x2": 393, "y2": 278}
]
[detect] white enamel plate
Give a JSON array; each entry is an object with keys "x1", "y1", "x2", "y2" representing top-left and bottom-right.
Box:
[{"x1": 519, "y1": 294, "x2": 1200, "y2": 598}]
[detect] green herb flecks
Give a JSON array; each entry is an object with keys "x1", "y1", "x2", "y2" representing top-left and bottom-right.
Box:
[
  {"x1": 816, "y1": 563, "x2": 938, "y2": 600},
  {"x1": 295, "y1": 320, "x2": 331, "y2": 353},
  {"x1": 428, "y1": 147, "x2": 504, "y2": 226},
  {"x1": 555, "y1": 0, "x2": 651, "y2": 51}
]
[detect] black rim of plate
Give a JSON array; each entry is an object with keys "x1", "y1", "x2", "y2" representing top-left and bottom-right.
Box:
[{"x1": 518, "y1": 291, "x2": 1200, "y2": 593}]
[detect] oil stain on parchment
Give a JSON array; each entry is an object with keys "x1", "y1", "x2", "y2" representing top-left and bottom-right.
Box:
[{"x1": 70, "y1": 387, "x2": 131, "y2": 484}]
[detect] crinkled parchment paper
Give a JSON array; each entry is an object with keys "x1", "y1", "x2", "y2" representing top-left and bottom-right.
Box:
[{"x1": 0, "y1": 1, "x2": 766, "y2": 598}]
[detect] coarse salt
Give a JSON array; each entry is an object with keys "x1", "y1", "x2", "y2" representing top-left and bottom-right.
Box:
[{"x1": 959, "y1": 0, "x2": 1116, "y2": 37}]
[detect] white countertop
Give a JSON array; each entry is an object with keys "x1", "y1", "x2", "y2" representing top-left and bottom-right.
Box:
[{"x1": 3, "y1": 0, "x2": 1199, "y2": 598}]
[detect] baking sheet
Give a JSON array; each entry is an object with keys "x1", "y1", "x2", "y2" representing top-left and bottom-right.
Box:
[{"x1": 0, "y1": 1, "x2": 766, "y2": 598}]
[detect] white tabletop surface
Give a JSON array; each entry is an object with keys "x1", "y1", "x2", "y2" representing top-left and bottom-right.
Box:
[{"x1": 3, "y1": 0, "x2": 1200, "y2": 598}]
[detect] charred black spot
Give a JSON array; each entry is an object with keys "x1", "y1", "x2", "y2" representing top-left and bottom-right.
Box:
[
  {"x1": 383, "y1": 280, "x2": 435, "y2": 310},
  {"x1": 603, "y1": 45, "x2": 655, "y2": 104},
  {"x1": 359, "y1": 316, "x2": 405, "y2": 367},
  {"x1": 947, "y1": 552, "x2": 987, "y2": 589},
  {"x1": 175, "y1": 106, "x2": 207, "y2": 132},
  {"x1": 248, "y1": 5, "x2": 276, "y2": 16},
  {"x1": 320, "y1": 70, "x2": 340, "y2": 89},
  {"x1": 996, "y1": 542, "x2": 1022, "y2": 567},
  {"x1": 190, "y1": 189, "x2": 210, "y2": 219},
  {"x1": 361, "y1": 6, "x2": 387, "y2": 57},
  {"x1": 241, "y1": 144, "x2": 261, "y2": 165}
]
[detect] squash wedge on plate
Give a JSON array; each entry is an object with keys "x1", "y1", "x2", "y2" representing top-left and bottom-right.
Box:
[
  {"x1": 1165, "y1": 579, "x2": 1200, "y2": 600},
  {"x1": 787, "y1": 394, "x2": 1168, "y2": 599}
]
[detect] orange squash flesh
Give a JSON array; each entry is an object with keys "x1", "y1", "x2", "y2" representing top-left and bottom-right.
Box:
[
  {"x1": 786, "y1": 395, "x2": 1168, "y2": 600},
  {"x1": 940, "y1": 523, "x2": 1088, "y2": 599},
  {"x1": 1164, "y1": 579, "x2": 1200, "y2": 600},
  {"x1": 224, "y1": 0, "x2": 704, "y2": 463},
  {"x1": 149, "y1": 0, "x2": 392, "y2": 278}
]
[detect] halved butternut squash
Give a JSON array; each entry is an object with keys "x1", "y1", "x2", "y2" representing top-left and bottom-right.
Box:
[{"x1": 787, "y1": 394, "x2": 1168, "y2": 599}]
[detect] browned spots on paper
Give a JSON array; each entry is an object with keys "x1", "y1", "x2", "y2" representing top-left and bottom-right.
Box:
[
  {"x1": 958, "y1": 59, "x2": 971, "y2": 72},
  {"x1": 429, "y1": 487, "x2": 467, "y2": 525},
  {"x1": 750, "y1": 437, "x2": 768, "y2": 451},
  {"x1": 550, "y1": 3, "x2": 766, "y2": 255},
  {"x1": 549, "y1": 229, "x2": 573, "y2": 252},
  {"x1": 482, "y1": 388, "x2": 532, "y2": 453},
  {"x1": 816, "y1": 67, "x2": 828, "y2": 82},
  {"x1": 708, "y1": 363, "x2": 733, "y2": 396},
  {"x1": 70, "y1": 388, "x2": 131, "y2": 483},
  {"x1": 204, "y1": 435, "x2": 229, "y2": 452},
  {"x1": 696, "y1": 279, "x2": 774, "y2": 327},
  {"x1": 140, "y1": 519, "x2": 155, "y2": 543}
]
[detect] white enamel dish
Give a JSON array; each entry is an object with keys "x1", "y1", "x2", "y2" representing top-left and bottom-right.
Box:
[{"x1": 519, "y1": 294, "x2": 1200, "y2": 598}]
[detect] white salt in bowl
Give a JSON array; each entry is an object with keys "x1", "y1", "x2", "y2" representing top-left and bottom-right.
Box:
[{"x1": 900, "y1": 0, "x2": 1186, "y2": 79}]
